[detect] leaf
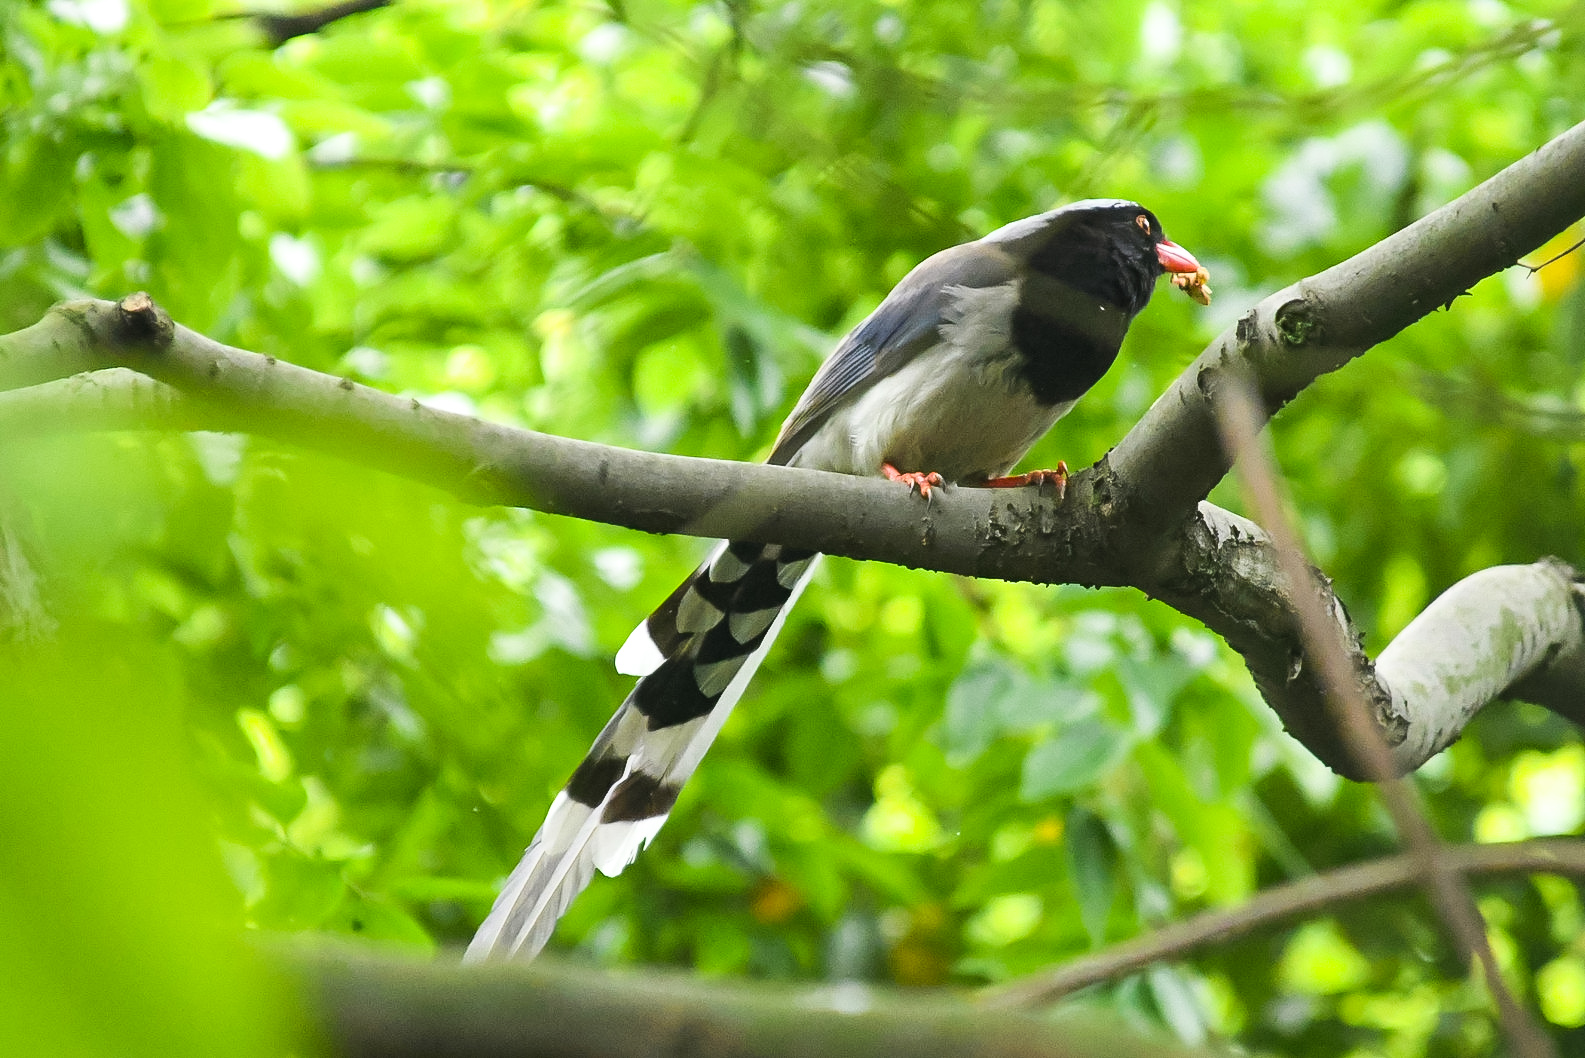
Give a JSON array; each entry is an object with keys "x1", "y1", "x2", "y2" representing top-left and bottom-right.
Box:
[
  {"x1": 941, "y1": 659, "x2": 1019, "y2": 764},
  {"x1": 829, "y1": 838, "x2": 930, "y2": 906},
  {"x1": 147, "y1": 131, "x2": 249, "y2": 326},
  {"x1": 1114, "y1": 654, "x2": 1194, "y2": 737},
  {"x1": 358, "y1": 195, "x2": 458, "y2": 263},
  {"x1": 136, "y1": 54, "x2": 212, "y2": 120},
  {"x1": 1065, "y1": 806, "x2": 1116, "y2": 946},
  {"x1": 0, "y1": 628, "x2": 288, "y2": 1058},
  {"x1": 1132, "y1": 742, "x2": 1254, "y2": 903},
  {"x1": 940, "y1": 659, "x2": 1082, "y2": 766},
  {"x1": 251, "y1": 851, "x2": 346, "y2": 930},
  {"x1": 1146, "y1": 965, "x2": 1208, "y2": 1045},
  {"x1": 0, "y1": 137, "x2": 74, "y2": 244},
  {"x1": 952, "y1": 843, "x2": 1066, "y2": 907},
  {"x1": 1019, "y1": 719, "x2": 1131, "y2": 801},
  {"x1": 329, "y1": 892, "x2": 435, "y2": 951},
  {"x1": 692, "y1": 914, "x2": 754, "y2": 975}
]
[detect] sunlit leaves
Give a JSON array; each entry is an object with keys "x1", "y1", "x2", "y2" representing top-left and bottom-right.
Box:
[{"x1": 2, "y1": 0, "x2": 1584, "y2": 1054}]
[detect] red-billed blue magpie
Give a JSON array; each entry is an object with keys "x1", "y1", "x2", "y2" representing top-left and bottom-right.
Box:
[{"x1": 466, "y1": 199, "x2": 1204, "y2": 960}]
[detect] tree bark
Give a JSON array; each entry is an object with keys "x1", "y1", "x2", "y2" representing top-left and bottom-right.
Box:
[{"x1": 2, "y1": 126, "x2": 1585, "y2": 780}]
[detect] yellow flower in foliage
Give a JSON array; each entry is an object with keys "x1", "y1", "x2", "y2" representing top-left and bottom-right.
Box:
[
  {"x1": 888, "y1": 904, "x2": 952, "y2": 987},
  {"x1": 749, "y1": 878, "x2": 803, "y2": 925},
  {"x1": 1528, "y1": 224, "x2": 1583, "y2": 303}
]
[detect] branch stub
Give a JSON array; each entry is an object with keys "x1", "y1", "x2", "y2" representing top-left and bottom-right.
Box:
[
  {"x1": 1274, "y1": 298, "x2": 1319, "y2": 347},
  {"x1": 113, "y1": 293, "x2": 175, "y2": 349}
]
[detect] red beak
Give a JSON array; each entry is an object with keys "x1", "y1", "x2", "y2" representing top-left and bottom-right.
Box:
[{"x1": 1155, "y1": 239, "x2": 1201, "y2": 274}]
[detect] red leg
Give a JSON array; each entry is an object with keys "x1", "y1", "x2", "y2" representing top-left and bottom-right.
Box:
[
  {"x1": 978, "y1": 461, "x2": 1069, "y2": 498},
  {"x1": 882, "y1": 462, "x2": 946, "y2": 499}
]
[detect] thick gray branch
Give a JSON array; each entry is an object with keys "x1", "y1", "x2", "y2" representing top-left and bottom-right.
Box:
[
  {"x1": 2, "y1": 122, "x2": 1585, "y2": 779},
  {"x1": 1108, "y1": 118, "x2": 1585, "y2": 526}
]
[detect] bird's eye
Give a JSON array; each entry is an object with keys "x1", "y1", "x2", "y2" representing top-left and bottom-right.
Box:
[{"x1": 1135, "y1": 214, "x2": 1151, "y2": 233}]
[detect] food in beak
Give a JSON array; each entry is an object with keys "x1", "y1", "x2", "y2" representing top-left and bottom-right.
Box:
[{"x1": 1156, "y1": 241, "x2": 1212, "y2": 305}]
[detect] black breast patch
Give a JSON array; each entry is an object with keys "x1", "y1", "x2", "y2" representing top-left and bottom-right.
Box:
[
  {"x1": 1009, "y1": 218, "x2": 1160, "y2": 405},
  {"x1": 1010, "y1": 308, "x2": 1124, "y2": 405},
  {"x1": 1009, "y1": 269, "x2": 1134, "y2": 406}
]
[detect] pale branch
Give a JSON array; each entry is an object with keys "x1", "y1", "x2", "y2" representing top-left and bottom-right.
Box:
[
  {"x1": 980, "y1": 838, "x2": 1585, "y2": 1009},
  {"x1": 0, "y1": 302, "x2": 1088, "y2": 578},
  {"x1": 0, "y1": 121, "x2": 1583, "y2": 786},
  {"x1": 1378, "y1": 560, "x2": 1585, "y2": 757},
  {"x1": 1151, "y1": 505, "x2": 1585, "y2": 775},
  {"x1": 1214, "y1": 376, "x2": 1552, "y2": 1056},
  {"x1": 0, "y1": 368, "x2": 207, "y2": 436},
  {"x1": 286, "y1": 945, "x2": 1221, "y2": 1058}
]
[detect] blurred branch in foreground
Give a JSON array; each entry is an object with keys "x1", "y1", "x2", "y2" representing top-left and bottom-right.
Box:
[
  {"x1": 279, "y1": 836, "x2": 1585, "y2": 1058},
  {"x1": 289, "y1": 944, "x2": 1220, "y2": 1058},
  {"x1": 1212, "y1": 375, "x2": 1558, "y2": 1057}
]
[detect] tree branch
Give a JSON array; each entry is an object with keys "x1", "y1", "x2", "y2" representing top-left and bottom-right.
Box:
[
  {"x1": 286, "y1": 945, "x2": 1222, "y2": 1058},
  {"x1": 1212, "y1": 376, "x2": 1555, "y2": 1056},
  {"x1": 980, "y1": 838, "x2": 1585, "y2": 1009},
  {"x1": 275, "y1": 839, "x2": 1585, "y2": 1054},
  {"x1": 1378, "y1": 559, "x2": 1585, "y2": 749},
  {"x1": 225, "y1": 0, "x2": 392, "y2": 48},
  {"x1": 3, "y1": 124, "x2": 1585, "y2": 785},
  {"x1": 1107, "y1": 117, "x2": 1585, "y2": 525}
]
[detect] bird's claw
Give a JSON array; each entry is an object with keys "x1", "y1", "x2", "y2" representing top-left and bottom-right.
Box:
[
  {"x1": 882, "y1": 463, "x2": 946, "y2": 499},
  {"x1": 981, "y1": 461, "x2": 1069, "y2": 499}
]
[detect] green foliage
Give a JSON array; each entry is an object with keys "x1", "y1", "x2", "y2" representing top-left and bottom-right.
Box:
[
  {"x1": 0, "y1": 622, "x2": 296, "y2": 1058},
  {"x1": 2, "y1": 0, "x2": 1585, "y2": 1053}
]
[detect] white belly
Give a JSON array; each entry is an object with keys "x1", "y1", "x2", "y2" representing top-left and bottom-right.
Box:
[{"x1": 788, "y1": 282, "x2": 1074, "y2": 482}]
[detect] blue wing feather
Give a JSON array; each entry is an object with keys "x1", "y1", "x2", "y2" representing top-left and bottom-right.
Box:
[{"x1": 767, "y1": 241, "x2": 1018, "y2": 465}]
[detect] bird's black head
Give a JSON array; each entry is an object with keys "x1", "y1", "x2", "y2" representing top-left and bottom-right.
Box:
[
  {"x1": 1006, "y1": 199, "x2": 1201, "y2": 318},
  {"x1": 984, "y1": 199, "x2": 1201, "y2": 405}
]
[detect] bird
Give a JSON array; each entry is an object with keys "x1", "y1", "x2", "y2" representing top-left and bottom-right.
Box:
[{"x1": 465, "y1": 199, "x2": 1205, "y2": 961}]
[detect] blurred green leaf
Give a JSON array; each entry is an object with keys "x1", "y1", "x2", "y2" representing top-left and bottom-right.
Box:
[
  {"x1": 0, "y1": 136, "x2": 74, "y2": 244},
  {"x1": 0, "y1": 628, "x2": 297, "y2": 1058},
  {"x1": 2, "y1": 0, "x2": 1583, "y2": 1050},
  {"x1": 1020, "y1": 720, "x2": 1132, "y2": 802},
  {"x1": 1067, "y1": 806, "x2": 1118, "y2": 947}
]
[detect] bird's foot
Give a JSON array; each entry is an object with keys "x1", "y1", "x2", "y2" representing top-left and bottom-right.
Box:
[
  {"x1": 883, "y1": 463, "x2": 946, "y2": 499},
  {"x1": 980, "y1": 462, "x2": 1069, "y2": 499}
]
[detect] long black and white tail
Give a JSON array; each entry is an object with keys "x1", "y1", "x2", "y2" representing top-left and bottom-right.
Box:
[{"x1": 464, "y1": 540, "x2": 820, "y2": 961}]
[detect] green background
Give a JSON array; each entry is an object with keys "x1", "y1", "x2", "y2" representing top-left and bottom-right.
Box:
[{"x1": 2, "y1": 0, "x2": 1584, "y2": 1053}]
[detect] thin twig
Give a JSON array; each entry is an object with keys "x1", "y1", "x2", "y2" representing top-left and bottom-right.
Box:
[
  {"x1": 1212, "y1": 376, "x2": 1557, "y2": 1057},
  {"x1": 980, "y1": 839, "x2": 1585, "y2": 1008},
  {"x1": 213, "y1": 0, "x2": 391, "y2": 47},
  {"x1": 1524, "y1": 233, "x2": 1585, "y2": 274}
]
